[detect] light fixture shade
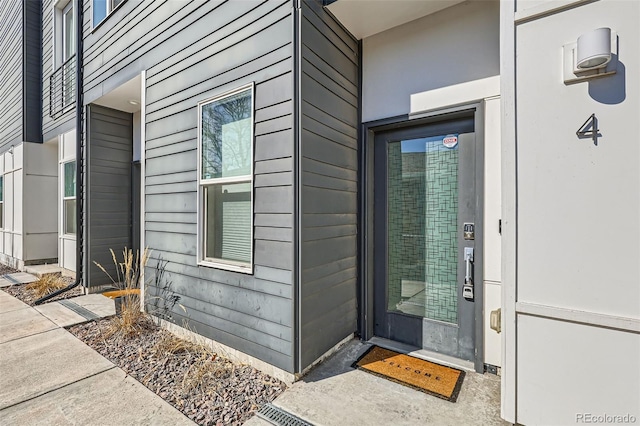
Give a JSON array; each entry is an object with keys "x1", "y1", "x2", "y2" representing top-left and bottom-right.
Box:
[{"x1": 576, "y1": 27, "x2": 611, "y2": 69}]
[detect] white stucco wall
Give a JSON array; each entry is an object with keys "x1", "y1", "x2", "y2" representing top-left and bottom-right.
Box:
[
  {"x1": 483, "y1": 96, "x2": 502, "y2": 367},
  {"x1": 362, "y1": 0, "x2": 499, "y2": 122},
  {"x1": 0, "y1": 141, "x2": 60, "y2": 268},
  {"x1": 23, "y1": 141, "x2": 58, "y2": 262},
  {"x1": 512, "y1": 0, "x2": 640, "y2": 423}
]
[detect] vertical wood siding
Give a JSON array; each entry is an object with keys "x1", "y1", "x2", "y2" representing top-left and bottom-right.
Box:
[
  {"x1": 299, "y1": 0, "x2": 359, "y2": 369},
  {"x1": 0, "y1": 0, "x2": 23, "y2": 150},
  {"x1": 83, "y1": 0, "x2": 295, "y2": 371}
]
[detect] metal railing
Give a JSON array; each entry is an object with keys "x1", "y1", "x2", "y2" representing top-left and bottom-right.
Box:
[{"x1": 49, "y1": 55, "x2": 76, "y2": 118}]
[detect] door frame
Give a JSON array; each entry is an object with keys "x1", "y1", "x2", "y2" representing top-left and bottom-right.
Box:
[{"x1": 359, "y1": 103, "x2": 485, "y2": 372}]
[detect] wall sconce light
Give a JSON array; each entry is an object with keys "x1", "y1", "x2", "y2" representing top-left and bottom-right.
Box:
[
  {"x1": 577, "y1": 28, "x2": 611, "y2": 69},
  {"x1": 563, "y1": 27, "x2": 617, "y2": 84}
]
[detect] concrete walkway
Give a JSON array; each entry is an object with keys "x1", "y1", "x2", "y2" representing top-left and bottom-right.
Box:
[
  {"x1": 0, "y1": 291, "x2": 194, "y2": 425},
  {"x1": 0, "y1": 272, "x2": 38, "y2": 287},
  {"x1": 248, "y1": 340, "x2": 509, "y2": 426}
]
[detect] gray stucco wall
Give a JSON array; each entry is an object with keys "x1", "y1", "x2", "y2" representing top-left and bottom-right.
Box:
[
  {"x1": 82, "y1": 0, "x2": 296, "y2": 372},
  {"x1": 299, "y1": 0, "x2": 359, "y2": 370},
  {"x1": 0, "y1": 0, "x2": 23, "y2": 151}
]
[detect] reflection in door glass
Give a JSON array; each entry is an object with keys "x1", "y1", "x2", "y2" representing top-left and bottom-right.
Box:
[{"x1": 387, "y1": 135, "x2": 459, "y2": 323}]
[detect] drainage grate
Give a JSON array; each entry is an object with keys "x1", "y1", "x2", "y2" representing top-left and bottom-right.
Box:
[
  {"x1": 256, "y1": 404, "x2": 313, "y2": 426},
  {"x1": 58, "y1": 299, "x2": 100, "y2": 321}
]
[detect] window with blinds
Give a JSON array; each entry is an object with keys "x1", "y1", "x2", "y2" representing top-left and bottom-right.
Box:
[{"x1": 198, "y1": 85, "x2": 254, "y2": 273}]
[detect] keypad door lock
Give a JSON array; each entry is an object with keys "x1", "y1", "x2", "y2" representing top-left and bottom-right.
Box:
[{"x1": 463, "y1": 247, "x2": 474, "y2": 301}]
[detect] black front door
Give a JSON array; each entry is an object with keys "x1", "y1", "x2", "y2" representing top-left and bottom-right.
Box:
[{"x1": 373, "y1": 114, "x2": 480, "y2": 362}]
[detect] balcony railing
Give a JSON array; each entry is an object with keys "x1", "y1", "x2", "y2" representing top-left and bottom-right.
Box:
[{"x1": 49, "y1": 55, "x2": 76, "y2": 119}]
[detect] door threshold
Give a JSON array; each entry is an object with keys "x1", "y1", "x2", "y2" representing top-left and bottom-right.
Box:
[{"x1": 368, "y1": 336, "x2": 475, "y2": 372}]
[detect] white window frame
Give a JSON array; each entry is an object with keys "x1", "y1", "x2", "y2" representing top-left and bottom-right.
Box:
[
  {"x1": 197, "y1": 83, "x2": 255, "y2": 274},
  {"x1": 63, "y1": 160, "x2": 76, "y2": 236},
  {"x1": 62, "y1": 2, "x2": 74, "y2": 62},
  {"x1": 91, "y1": 0, "x2": 127, "y2": 30},
  {"x1": 53, "y1": 0, "x2": 75, "y2": 68},
  {"x1": 52, "y1": 0, "x2": 76, "y2": 114}
]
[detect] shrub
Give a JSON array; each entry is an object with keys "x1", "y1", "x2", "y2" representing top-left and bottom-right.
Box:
[{"x1": 25, "y1": 274, "x2": 67, "y2": 298}]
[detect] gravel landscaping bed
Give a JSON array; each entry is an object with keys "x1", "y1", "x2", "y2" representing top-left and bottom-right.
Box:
[
  {"x1": 0, "y1": 263, "x2": 19, "y2": 275},
  {"x1": 69, "y1": 318, "x2": 286, "y2": 425},
  {"x1": 2, "y1": 275, "x2": 83, "y2": 306}
]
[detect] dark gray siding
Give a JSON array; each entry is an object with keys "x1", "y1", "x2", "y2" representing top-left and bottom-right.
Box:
[
  {"x1": 86, "y1": 105, "x2": 133, "y2": 287},
  {"x1": 0, "y1": 0, "x2": 23, "y2": 150},
  {"x1": 83, "y1": 0, "x2": 296, "y2": 372},
  {"x1": 299, "y1": 0, "x2": 359, "y2": 369},
  {"x1": 42, "y1": 0, "x2": 75, "y2": 142},
  {"x1": 23, "y1": 0, "x2": 43, "y2": 143}
]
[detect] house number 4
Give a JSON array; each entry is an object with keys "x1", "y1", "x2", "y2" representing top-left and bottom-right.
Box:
[{"x1": 576, "y1": 113, "x2": 600, "y2": 146}]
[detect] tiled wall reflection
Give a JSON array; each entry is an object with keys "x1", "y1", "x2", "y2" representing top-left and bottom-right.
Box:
[{"x1": 387, "y1": 137, "x2": 458, "y2": 323}]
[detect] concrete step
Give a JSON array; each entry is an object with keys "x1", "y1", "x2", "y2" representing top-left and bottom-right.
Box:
[{"x1": 24, "y1": 265, "x2": 75, "y2": 280}]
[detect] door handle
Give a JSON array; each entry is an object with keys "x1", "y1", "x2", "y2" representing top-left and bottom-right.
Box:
[{"x1": 463, "y1": 247, "x2": 474, "y2": 301}]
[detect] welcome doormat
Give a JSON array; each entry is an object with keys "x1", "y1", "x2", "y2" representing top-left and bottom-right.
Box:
[{"x1": 352, "y1": 346, "x2": 465, "y2": 402}]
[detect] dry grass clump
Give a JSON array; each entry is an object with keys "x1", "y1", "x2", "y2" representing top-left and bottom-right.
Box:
[
  {"x1": 153, "y1": 330, "x2": 234, "y2": 394},
  {"x1": 95, "y1": 247, "x2": 149, "y2": 293},
  {"x1": 95, "y1": 247, "x2": 152, "y2": 340},
  {"x1": 103, "y1": 296, "x2": 155, "y2": 340},
  {"x1": 25, "y1": 274, "x2": 67, "y2": 298},
  {"x1": 153, "y1": 331, "x2": 196, "y2": 356},
  {"x1": 182, "y1": 350, "x2": 234, "y2": 394}
]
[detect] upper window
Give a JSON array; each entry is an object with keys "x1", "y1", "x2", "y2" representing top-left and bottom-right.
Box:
[
  {"x1": 62, "y1": 2, "x2": 75, "y2": 62},
  {"x1": 54, "y1": 0, "x2": 75, "y2": 67},
  {"x1": 198, "y1": 85, "x2": 254, "y2": 273},
  {"x1": 52, "y1": 0, "x2": 76, "y2": 116},
  {"x1": 93, "y1": 0, "x2": 125, "y2": 27}
]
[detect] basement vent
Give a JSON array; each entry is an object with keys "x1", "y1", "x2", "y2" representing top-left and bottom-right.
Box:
[
  {"x1": 58, "y1": 299, "x2": 100, "y2": 321},
  {"x1": 256, "y1": 404, "x2": 313, "y2": 426}
]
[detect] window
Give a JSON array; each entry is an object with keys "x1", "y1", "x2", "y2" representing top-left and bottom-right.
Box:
[
  {"x1": 198, "y1": 85, "x2": 254, "y2": 273},
  {"x1": 93, "y1": 0, "x2": 125, "y2": 27},
  {"x1": 0, "y1": 176, "x2": 3, "y2": 229},
  {"x1": 62, "y1": 2, "x2": 75, "y2": 62},
  {"x1": 62, "y1": 1, "x2": 75, "y2": 107},
  {"x1": 63, "y1": 161, "x2": 76, "y2": 235},
  {"x1": 52, "y1": 0, "x2": 76, "y2": 117}
]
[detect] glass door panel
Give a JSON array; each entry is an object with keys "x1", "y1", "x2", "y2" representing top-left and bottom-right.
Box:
[
  {"x1": 387, "y1": 136, "x2": 459, "y2": 324},
  {"x1": 373, "y1": 114, "x2": 479, "y2": 363}
]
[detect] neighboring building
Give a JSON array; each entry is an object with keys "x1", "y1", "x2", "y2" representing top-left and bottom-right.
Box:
[
  {"x1": 0, "y1": 0, "x2": 58, "y2": 271},
  {"x1": 0, "y1": 0, "x2": 637, "y2": 424}
]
